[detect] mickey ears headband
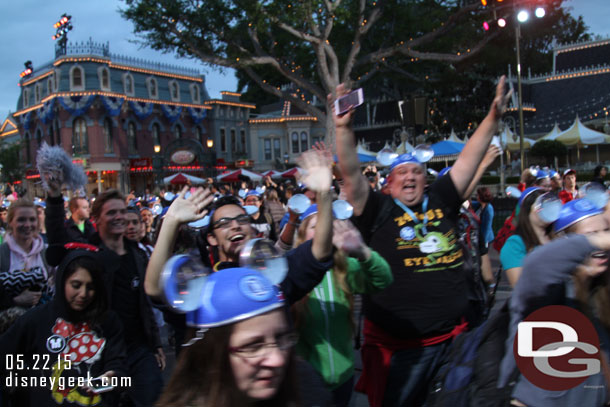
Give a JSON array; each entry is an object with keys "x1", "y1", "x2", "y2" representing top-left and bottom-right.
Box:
[
  {"x1": 161, "y1": 238, "x2": 288, "y2": 327},
  {"x1": 377, "y1": 144, "x2": 435, "y2": 169}
]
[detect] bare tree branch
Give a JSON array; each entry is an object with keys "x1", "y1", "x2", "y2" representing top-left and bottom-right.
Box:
[
  {"x1": 355, "y1": 2, "x2": 481, "y2": 67},
  {"x1": 243, "y1": 67, "x2": 326, "y2": 123}
]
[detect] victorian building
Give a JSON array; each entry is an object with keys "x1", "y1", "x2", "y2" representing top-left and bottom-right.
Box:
[{"x1": 12, "y1": 39, "x2": 215, "y2": 196}]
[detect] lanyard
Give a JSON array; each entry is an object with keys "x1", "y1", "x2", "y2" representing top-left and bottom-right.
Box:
[{"x1": 394, "y1": 195, "x2": 429, "y2": 235}]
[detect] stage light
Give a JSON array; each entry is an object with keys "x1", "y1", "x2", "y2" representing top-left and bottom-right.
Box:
[
  {"x1": 535, "y1": 7, "x2": 545, "y2": 18},
  {"x1": 517, "y1": 10, "x2": 529, "y2": 23},
  {"x1": 497, "y1": 18, "x2": 506, "y2": 27},
  {"x1": 483, "y1": 21, "x2": 490, "y2": 31}
]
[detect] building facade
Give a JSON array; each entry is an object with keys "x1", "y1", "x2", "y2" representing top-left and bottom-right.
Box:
[{"x1": 12, "y1": 39, "x2": 215, "y2": 196}]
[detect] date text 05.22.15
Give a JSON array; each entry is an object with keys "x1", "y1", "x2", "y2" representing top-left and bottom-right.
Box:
[{"x1": 5, "y1": 354, "x2": 72, "y2": 371}]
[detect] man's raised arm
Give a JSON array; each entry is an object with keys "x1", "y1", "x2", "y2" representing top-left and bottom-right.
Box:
[
  {"x1": 450, "y1": 76, "x2": 512, "y2": 198},
  {"x1": 331, "y1": 85, "x2": 370, "y2": 216}
]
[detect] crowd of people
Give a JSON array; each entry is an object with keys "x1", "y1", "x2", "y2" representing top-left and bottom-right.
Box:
[{"x1": 1, "y1": 76, "x2": 610, "y2": 407}]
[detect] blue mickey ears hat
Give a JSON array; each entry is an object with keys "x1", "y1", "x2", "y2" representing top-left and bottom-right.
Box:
[
  {"x1": 517, "y1": 187, "x2": 542, "y2": 207},
  {"x1": 185, "y1": 267, "x2": 285, "y2": 328},
  {"x1": 245, "y1": 190, "x2": 261, "y2": 198},
  {"x1": 554, "y1": 198, "x2": 603, "y2": 233},
  {"x1": 535, "y1": 170, "x2": 549, "y2": 180},
  {"x1": 438, "y1": 167, "x2": 452, "y2": 177},
  {"x1": 299, "y1": 204, "x2": 318, "y2": 222},
  {"x1": 389, "y1": 153, "x2": 423, "y2": 173}
]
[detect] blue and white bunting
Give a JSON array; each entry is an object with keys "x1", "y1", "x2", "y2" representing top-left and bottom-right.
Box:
[
  {"x1": 188, "y1": 107, "x2": 207, "y2": 124},
  {"x1": 101, "y1": 96, "x2": 124, "y2": 117},
  {"x1": 23, "y1": 112, "x2": 32, "y2": 131},
  {"x1": 161, "y1": 104, "x2": 183, "y2": 123},
  {"x1": 37, "y1": 100, "x2": 55, "y2": 124},
  {"x1": 128, "y1": 101, "x2": 154, "y2": 120},
  {"x1": 58, "y1": 95, "x2": 96, "y2": 117}
]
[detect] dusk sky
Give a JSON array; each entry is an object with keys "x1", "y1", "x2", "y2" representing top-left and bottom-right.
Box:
[{"x1": 1, "y1": 0, "x2": 608, "y2": 120}]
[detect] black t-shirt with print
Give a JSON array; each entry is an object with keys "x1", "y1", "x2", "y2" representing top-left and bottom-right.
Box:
[{"x1": 352, "y1": 175, "x2": 467, "y2": 340}]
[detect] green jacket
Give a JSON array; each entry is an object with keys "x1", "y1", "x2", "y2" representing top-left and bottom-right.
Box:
[{"x1": 295, "y1": 250, "x2": 393, "y2": 389}]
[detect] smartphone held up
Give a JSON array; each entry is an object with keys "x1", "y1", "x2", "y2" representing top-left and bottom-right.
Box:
[{"x1": 335, "y1": 88, "x2": 363, "y2": 116}]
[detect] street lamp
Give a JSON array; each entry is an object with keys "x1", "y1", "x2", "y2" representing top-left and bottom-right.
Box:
[
  {"x1": 154, "y1": 144, "x2": 161, "y2": 154},
  {"x1": 206, "y1": 138, "x2": 214, "y2": 149},
  {"x1": 513, "y1": 6, "x2": 544, "y2": 173}
]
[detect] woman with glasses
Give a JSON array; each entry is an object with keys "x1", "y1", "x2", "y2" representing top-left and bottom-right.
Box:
[
  {"x1": 157, "y1": 266, "x2": 302, "y2": 406},
  {"x1": 500, "y1": 188, "x2": 554, "y2": 287}
]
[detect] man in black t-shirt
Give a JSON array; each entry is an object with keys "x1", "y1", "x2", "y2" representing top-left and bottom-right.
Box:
[{"x1": 334, "y1": 77, "x2": 511, "y2": 406}]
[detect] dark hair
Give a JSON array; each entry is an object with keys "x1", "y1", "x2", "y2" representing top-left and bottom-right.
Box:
[
  {"x1": 476, "y1": 187, "x2": 493, "y2": 203},
  {"x1": 208, "y1": 195, "x2": 245, "y2": 223},
  {"x1": 91, "y1": 189, "x2": 124, "y2": 220},
  {"x1": 126, "y1": 207, "x2": 142, "y2": 222},
  {"x1": 63, "y1": 255, "x2": 108, "y2": 325},
  {"x1": 594, "y1": 165, "x2": 607, "y2": 178},
  {"x1": 514, "y1": 189, "x2": 550, "y2": 252},
  {"x1": 157, "y1": 316, "x2": 299, "y2": 406}
]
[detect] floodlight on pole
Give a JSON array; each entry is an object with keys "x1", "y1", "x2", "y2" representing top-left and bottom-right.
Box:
[
  {"x1": 535, "y1": 7, "x2": 545, "y2": 18},
  {"x1": 517, "y1": 10, "x2": 529, "y2": 22}
]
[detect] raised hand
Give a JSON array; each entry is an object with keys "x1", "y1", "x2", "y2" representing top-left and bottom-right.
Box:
[
  {"x1": 332, "y1": 219, "x2": 370, "y2": 261},
  {"x1": 165, "y1": 186, "x2": 214, "y2": 224},
  {"x1": 482, "y1": 145, "x2": 501, "y2": 168},
  {"x1": 297, "y1": 149, "x2": 332, "y2": 192},
  {"x1": 328, "y1": 83, "x2": 355, "y2": 128},
  {"x1": 312, "y1": 140, "x2": 334, "y2": 164},
  {"x1": 490, "y1": 76, "x2": 513, "y2": 121}
]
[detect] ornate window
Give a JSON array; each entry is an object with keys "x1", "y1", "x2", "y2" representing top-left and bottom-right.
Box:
[
  {"x1": 72, "y1": 118, "x2": 89, "y2": 155},
  {"x1": 240, "y1": 129, "x2": 246, "y2": 155},
  {"x1": 98, "y1": 67, "x2": 111, "y2": 91},
  {"x1": 273, "y1": 138, "x2": 281, "y2": 159},
  {"x1": 291, "y1": 132, "x2": 299, "y2": 154},
  {"x1": 195, "y1": 126, "x2": 204, "y2": 144},
  {"x1": 70, "y1": 66, "x2": 85, "y2": 91},
  {"x1": 48, "y1": 125, "x2": 55, "y2": 147},
  {"x1": 47, "y1": 76, "x2": 54, "y2": 95},
  {"x1": 35, "y1": 83, "x2": 42, "y2": 104},
  {"x1": 300, "y1": 131, "x2": 308, "y2": 152},
  {"x1": 169, "y1": 80, "x2": 180, "y2": 102},
  {"x1": 152, "y1": 123, "x2": 161, "y2": 146},
  {"x1": 147, "y1": 77, "x2": 158, "y2": 99},
  {"x1": 264, "y1": 139, "x2": 271, "y2": 161},
  {"x1": 190, "y1": 84, "x2": 200, "y2": 103},
  {"x1": 127, "y1": 122, "x2": 137, "y2": 155},
  {"x1": 54, "y1": 69, "x2": 61, "y2": 90},
  {"x1": 23, "y1": 88, "x2": 30, "y2": 107},
  {"x1": 173, "y1": 125, "x2": 182, "y2": 140},
  {"x1": 230, "y1": 129, "x2": 236, "y2": 153},
  {"x1": 103, "y1": 118, "x2": 114, "y2": 153},
  {"x1": 220, "y1": 128, "x2": 226, "y2": 152},
  {"x1": 123, "y1": 73, "x2": 135, "y2": 96}
]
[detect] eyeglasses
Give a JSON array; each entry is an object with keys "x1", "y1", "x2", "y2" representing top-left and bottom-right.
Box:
[
  {"x1": 212, "y1": 214, "x2": 251, "y2": 230},
  {"x1": 228, "y1": 332, "x2": 299, "y2": 359}
]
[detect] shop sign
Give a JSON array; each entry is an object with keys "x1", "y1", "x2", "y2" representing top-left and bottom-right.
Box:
[
  {"x1": 130, "y1": 158, "x2": 152, "y2": 168},
  {"x1": 72, "y1": 158, "x2": 88, "y2": 168},
  {"x1": 171, "y1": 150, "x2": 195, "y2": 165},
  {"x1": 235, "y1": 159, "x2": 254, "y2": 168}
]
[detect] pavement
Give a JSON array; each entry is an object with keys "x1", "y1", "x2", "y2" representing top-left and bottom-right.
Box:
[{"x1": 159, "y1": 246, "x2": 512, "y2": 406}]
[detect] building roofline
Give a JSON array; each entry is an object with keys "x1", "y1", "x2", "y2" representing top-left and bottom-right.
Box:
[{"x1": 13, "y1": 91, "x2": 212, "y2": 117}]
